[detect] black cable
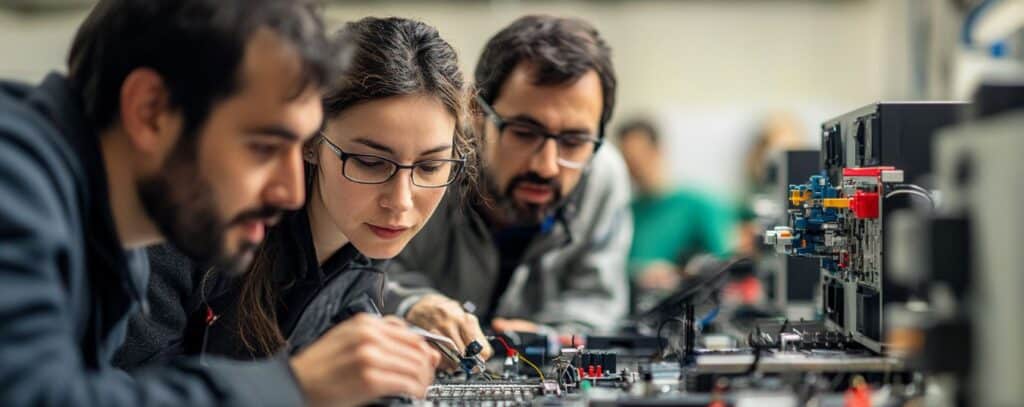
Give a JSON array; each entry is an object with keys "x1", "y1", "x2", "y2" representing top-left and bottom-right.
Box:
[
  {"x1": 673, "y1": 257, "x2": 751, "y2": 302},
  {"x1": 640, "y1": 256, "x2": 752, "y2": 321},
  {"x1": 744, "y1": 325, "x2": 765, "y2": 375},
  {"x1": 887, "y1": 183, "x2": 935, "y2": 208},
  {"x1": 682, "y1": 304, "x2": 696, "y2": 366},
  {"x1": 893, "y1": 183, "x2": 931, "y2": 196},
  {"x1": 644, "y1": 257, "x2": 753, "y2": 364},
  {"x1": 746, "y1": 347, "x2": 763, "y2": 376},
  {"x1": 885, "y1": 189, "x2": 935, "y2": 205}
]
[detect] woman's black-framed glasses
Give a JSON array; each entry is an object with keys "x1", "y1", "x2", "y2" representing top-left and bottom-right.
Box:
[
  {"x1": 475, "y1": 95, "x2": 602, "y2": 169},
  {"x1": 320, "y1": 136, "x2": 464, "y2": 188}
]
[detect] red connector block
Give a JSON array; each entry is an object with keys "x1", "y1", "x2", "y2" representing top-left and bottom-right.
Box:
[{"x1": 850, "y1": 191, "x2": 880, "y2": 219}]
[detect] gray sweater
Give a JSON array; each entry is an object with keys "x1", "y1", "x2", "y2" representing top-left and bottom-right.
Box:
[{"x1": 385, "y1": 145, "x2": 633, "y2": 333}]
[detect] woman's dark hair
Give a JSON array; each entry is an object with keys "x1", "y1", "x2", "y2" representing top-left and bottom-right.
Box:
[
  {"x1": 68, "y1": 0, "x2": 341, "y2": 140},
  {"x1": 474, "y1": 15, "x2": 616, "y2": 139},
  {"x1": 235, "y1": 17, "x2": 478, "y2": 356}
]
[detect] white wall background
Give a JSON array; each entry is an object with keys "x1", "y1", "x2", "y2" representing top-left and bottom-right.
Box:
[{"x1": 0, "y1": 0, "x2": 921, "y2": 195}]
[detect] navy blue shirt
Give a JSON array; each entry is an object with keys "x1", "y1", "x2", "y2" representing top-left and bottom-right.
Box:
[{"x1": 0, "y1": 73, "x2": 302, "y2": 406}]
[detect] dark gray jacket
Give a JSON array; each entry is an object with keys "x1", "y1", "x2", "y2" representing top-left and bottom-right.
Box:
[
  {"x1": 0, "y1": 73, "x2": 301, "y2": 406},
  {"x1": 115, "y1": 208, "x2": 382, "y2": 366},
  {"x1": 385, "y1": 145, "x2": 633, "y2": 333}
]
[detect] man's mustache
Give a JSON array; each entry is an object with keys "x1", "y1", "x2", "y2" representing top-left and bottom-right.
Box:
[{"x1": 505, "y1": 172, "x2": 561, "y2": 197}]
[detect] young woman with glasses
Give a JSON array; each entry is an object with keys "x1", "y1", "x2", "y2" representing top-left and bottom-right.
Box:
[{"x1": 115, "y1": 17, "x2": 480, "y2": 404}]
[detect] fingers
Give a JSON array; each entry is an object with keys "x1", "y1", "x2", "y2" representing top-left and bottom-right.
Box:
[
  {"x1": 491, "y1": 318, "x2": 510, "y2": 333},
  {"x1": 376, "y1": 315, "x2": 442, "y2": 370},
  {"x1": 377, "y1": 317, "x2": 436, "y2": 352},
  {"x1": 478, "y1": 338, "x2": 495, "y2": 361},
  {"x1": 345, "y1": 322, "x2": 436, "y2": 395},
  {"x1": 458, "y1": 313, "x2": 492, "y2": 360},
  {"x1": 292, "y1": 313, "x2": 438, "y2": 405},
  {"x1": 422, "y1": 343, "x2": 442, "y2": 367},
  {"x1": 491, "y1": 318, "x2": 540, "y2": 333},
  {"x1": 351, "y1": 339, "x2": 434, "y2": 388},
  {"x1": 381, "y1": 315, "x2": 408, "y2": 327},
  {"x1": 406, "y1": 295, "x2": 493, "y2": 366},
  {"x1": 433, "y1": 322, "x2": 466, "y2": 356},
  {"x1": 374, "y1": 338, "x2": 435, "y2": 382},
  {"x1": 333, "y1": 315, "x2": 436, "y2": 381},
  {"x1": 371, "y1": 321, "x2": 438, "y2": 374}
]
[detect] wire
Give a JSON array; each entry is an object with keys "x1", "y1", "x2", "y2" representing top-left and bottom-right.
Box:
[
  {"x1": 501, "y1": 331, "x2": 522, "y2": 347},
  {"x1": 744, "y1": 325, "x2": 767, "y2": 375},
  {"x1": 745, "y1": 347, "x2": 763, "y2": 376},
  {"x1": 517, "y1": 354, "x2": 545, "y2": 381},
  {"x1": 894, "y1": 184, "x2": 931, "y2": 196},
  {"x1": 493, "y1": 334, "x2": 544, "y2": 380},
  {"x1": 888, "y1": 187, "x2": 937, "y2": 205},
  {"x1": 641, "y1": 257, "x2": 752, "y2": 321},
  {"x1": 886, "y1": 189, "x2": 932, "y2": 201},
  {"x1": 494, "y1": 335, "x2": 518, "y2": 357},
  {"x1": 697, "y1": 306, "x2": 720, "y2": 330},
  {"x1": 550, "y1": 355, "x2": 577, "y2": 387},
  {"x1": 890, "y1": 183, "x2": 935, "y2": 207},
  {"x1": 562, "y1": 363, "x2": 577, "y2": 384}
]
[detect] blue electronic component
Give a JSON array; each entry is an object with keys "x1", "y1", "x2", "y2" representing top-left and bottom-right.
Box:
[
  {"x1": 780, "y1": 172, "x2": 844, "y2": 261},
  {"x1": 460, "y1": 357, "x2": 478, "y2": 377}
]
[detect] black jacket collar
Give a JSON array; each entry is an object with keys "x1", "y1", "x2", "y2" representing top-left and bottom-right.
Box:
[{"x1": 269, "y1": 208, "x2": 369, "y2": 335}]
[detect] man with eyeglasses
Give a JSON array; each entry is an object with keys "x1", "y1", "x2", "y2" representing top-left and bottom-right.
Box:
[{"x1": 386, "y1": 15, "x2": 633, "y2": 351}]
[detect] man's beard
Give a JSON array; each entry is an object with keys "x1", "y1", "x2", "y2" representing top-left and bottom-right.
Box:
[
  {"x1": 483, "y1": 169, "x2": 563, "y2": 225},
  {"x1": 137, "y1": 136, "x2": 283, "y2": 274}
]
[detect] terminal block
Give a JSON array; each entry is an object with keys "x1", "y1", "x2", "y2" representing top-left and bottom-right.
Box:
[{"x1": 766, "y1": 166, "x2": 903, "y2": 277}]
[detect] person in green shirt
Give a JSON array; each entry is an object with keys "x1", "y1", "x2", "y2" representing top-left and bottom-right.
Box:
[{"x1": 617, "y1": 119, "x2": 735, "y2": 293}]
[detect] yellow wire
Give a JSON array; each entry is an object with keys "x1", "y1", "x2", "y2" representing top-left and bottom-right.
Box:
[{"x1": 517, "y1": 354, "x2": 545, "y2": 381}]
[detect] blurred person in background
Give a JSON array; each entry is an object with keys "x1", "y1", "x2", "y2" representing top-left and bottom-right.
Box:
[
  {"x1": 743, "y1": 112, "x2": 808, "y2": 193},
  {"x1": 616, "y1": 118, "x2": 735, "y2": 302},
  {"x1": 735, "y1": 111, "x2": 808, "y2": 258},
  {"x1": 717, "y1": 111, "x2": 810, "y2": 309},
  {"x1": 386, "y1": 15, "x2": 633, "y2": 339}
]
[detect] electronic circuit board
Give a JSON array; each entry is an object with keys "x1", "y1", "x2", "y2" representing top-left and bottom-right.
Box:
[{"x1": 418, "y1": 380, "x2": 565, "y2": 406}]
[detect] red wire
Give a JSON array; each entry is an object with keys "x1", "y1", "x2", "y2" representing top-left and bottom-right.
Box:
[{"x1": 495, "y1": 336, "x2": 517, "y2": 357}]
